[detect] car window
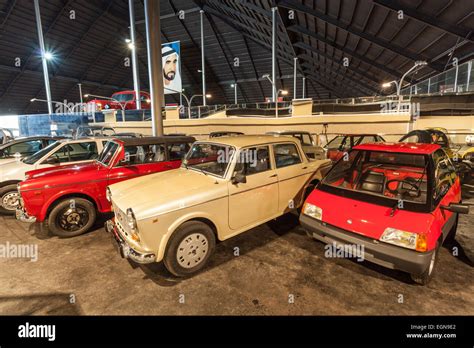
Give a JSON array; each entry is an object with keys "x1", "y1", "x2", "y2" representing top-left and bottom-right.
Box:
[
  {"x1": 326, "y1": 136, "x2": 345, "y2": 149},
  {"x1": 47, "y1": 142, "x2": 98, "y2": 163},
  {"x1": 273, "y1": 143, "x2": 302, "y2": 168},
  {"x1": 122, "y1": 144, "x2": 166, "y2": 165},
  {"x1": 5, "y1": 140, "x2": 43, "y2": 156},
  {"x1": 167, "y1": 143, "x2": 191, "y2": 161},
  {"x1": 300, "y1": 134, "x2": 313, "y2": 146},
  {"x1": 98, "y1": 141, "x2": 119, "y2": 166},
  {"x1": 400, "y1": 134, "x2": 420, "y2": 143},
  {"x1": 432, "y1": 149, "x2": 456, "y2": 203},
  {"x1": 356, "y1": 136, "x2": 374, "y2": 145},
  {"x1": 234, "y1": 146, "x2": 271, "y2": 176}
]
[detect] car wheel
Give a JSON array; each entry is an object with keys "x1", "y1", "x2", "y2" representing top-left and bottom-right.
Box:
[
  {"x1": 410, "y1": 241, "x2": 440, "y2": 285},
  {"x1": 0, "y1": 184, "x2": 21, "y2": 215},
  {"x1": 444, "y1": 214, "x2": 459, "y2": 246},
  {"x1": 163, "y1": 221, "x2": 216, "y2": 277},
  {"x1": 48, "y1": 198, "x2": 96, "y2": 237}
]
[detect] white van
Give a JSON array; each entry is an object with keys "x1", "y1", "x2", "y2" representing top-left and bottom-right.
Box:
[{"x1": 0, "y1": 137, "x2": 108, "y2": 214}]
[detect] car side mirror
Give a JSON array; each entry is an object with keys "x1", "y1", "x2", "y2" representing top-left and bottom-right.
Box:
[
  {"x1": 231, "y1": 173, "x2": 247, "y2": 185},
  {"x1": 44, "y1": 157, "x2": 60, "y2": 165},
  {"x1": 441, "y1": 203, "x2": 470, "y2": 214}
]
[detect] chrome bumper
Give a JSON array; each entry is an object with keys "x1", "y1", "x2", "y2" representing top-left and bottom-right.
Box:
[
  {"x1": 105, "y1": 219, "x2": 156, "y2": 264},
  {"x1": 15, "y1": 207, "x2": 37, "y2": 223}
]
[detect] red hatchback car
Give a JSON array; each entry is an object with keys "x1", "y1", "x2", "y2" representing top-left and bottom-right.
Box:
[
  {"x1": 16, "y1": 136, "x2": 195, "y2": 237},
  {"x1": 300, "y1": 143, "x2": 469, "y2": 285}
]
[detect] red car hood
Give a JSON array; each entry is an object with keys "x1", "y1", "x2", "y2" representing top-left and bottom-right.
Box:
[
  {"x1": 22, "y1": 163, "x2": 103, "y2": 189},
  {"x1": 307, "y1": 189, "x2": 433, "y2": 239}
]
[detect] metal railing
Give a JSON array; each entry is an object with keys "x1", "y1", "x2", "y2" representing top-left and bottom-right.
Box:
[{"x1": 400, "y1": 59, "x2": 474, "y2": 96}]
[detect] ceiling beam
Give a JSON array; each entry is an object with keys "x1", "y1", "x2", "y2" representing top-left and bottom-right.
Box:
[
  {"x1": 278, "y1": 0, "x2": 445, "y2": 71},
  {"x1": 287, "y1": 24, "x2": 400, "y2": 78},
  {"x1": 373, "y1": 0, "x2": 473, "y2": 42},
  {"x1": 0, "y1": 0, "x2": 75, "y2": 103},
  {"x1": 294, "y1": 41, "x2": 381, "y2": 89},
  {"x1": 205, "y1": 13, "x2": 250, "y2": 102}
]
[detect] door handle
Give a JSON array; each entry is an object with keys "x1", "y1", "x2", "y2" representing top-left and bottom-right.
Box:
[
  {"x1": 302, "y1": 166, "x2": 308, "y2": 170},
  {"x1": 269, "y1": 174, "x2": 277, "y2": 178}
]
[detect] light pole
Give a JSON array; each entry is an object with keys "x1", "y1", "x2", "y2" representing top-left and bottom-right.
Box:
[
  {"x1": 382, "y1": 60, "x2": 427, "y2": 111},
  {"x1": 33, "y1": 0, "x2": 53, "y2": 115},
  {"x1": 302, "y1": 77, "x2": 306, "y2": 99},
  {"x1": 30, "y1": 98, "x2": 73, "y2": 113},
  {"x1": 78, "y1": 83, "x2": 83, "y2": 104},
  {"x1": 200, "y1": 10, "x2": 206, "y2": 106},
  {"x1": 128, "y1": 0, "x2": 141, "y2": 110},
  {"x1": 275, "y1": 89, "x2": 288, "y2": 118},
  {"x1": 262, "y1": 74, "x2": 275, "y2": 103},
  {"x1": 293, "y1": 57, "x2": 298, "y2": 99},
  {"x1": 231, "y1": 83, "x2": 238, "y2": 104}
]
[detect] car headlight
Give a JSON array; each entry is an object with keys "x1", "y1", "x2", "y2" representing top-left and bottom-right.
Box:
[
  {"x1": 303, "y1": 203, "x2": 323, "y2": 220},
  {"x1": 126, "y1": 208, "x2": 138, "y2": 232},
  {"x1": 380, "y1": 228, "x2": 426, "y2": 251},
  {"x1": 106, "y1": 187, "x2": 112, "y2": 202}
]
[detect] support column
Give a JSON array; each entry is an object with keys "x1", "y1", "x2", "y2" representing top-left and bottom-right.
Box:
[
  {"x1": 129, "y1": 0, "x2": 141, "y2": 110},
  {"x1": 144, "y1": 0, "x2": 164, "y2": 136},
  {"x1": 33, "y1": 0, "x2": 53, "y2": 114}
]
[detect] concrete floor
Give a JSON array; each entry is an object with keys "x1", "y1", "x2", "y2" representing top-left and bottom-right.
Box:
[{"x1": 0, "y1": 186, "x2": 473, "y2": 316}]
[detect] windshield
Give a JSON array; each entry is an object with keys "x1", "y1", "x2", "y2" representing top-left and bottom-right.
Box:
[
  {"x1": 321, "y1": 150, "x2": 430, "y2": 210},
  {"x1": 183, "y1": 143, "x2": 234, "y2": 178},
  {"x1": 98, "y1": 141, "x2": 119, "y2": 166},
  {"x1": 325, "y1": 136, "x2": 346, "y2": 149},
  {"x1": 112, "y1": 93, "x2": 134, "y2": 102},
  {"x1": 23, "y1": 141, "x2": 61, "y2": 165}
]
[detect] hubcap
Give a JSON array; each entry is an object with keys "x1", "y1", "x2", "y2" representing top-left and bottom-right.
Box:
[
  {"x1": 57, "y1": 206, "x2": 89, "y2": 232},
  {"x1": 176, "y1": 233, "x2": 209, "y2": 269},
  {"x1": 2, "y1": 191, "x2": 20, "y2": 211}
]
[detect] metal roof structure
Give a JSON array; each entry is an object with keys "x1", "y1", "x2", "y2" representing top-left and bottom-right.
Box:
[{"x1": 0, "y1": 0, "x2": 473, "y2": 115}]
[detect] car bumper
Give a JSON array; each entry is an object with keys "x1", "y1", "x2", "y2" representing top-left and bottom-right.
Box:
[
  {"x1": 15, "y1": 207, "x2": 37, "y2": 223},
  {"x1": 300, "y1": 214, "x2": 434, "y2": 275},
  {"x1": 104, "y1": 219, "x2": 156, "y2": 264}
]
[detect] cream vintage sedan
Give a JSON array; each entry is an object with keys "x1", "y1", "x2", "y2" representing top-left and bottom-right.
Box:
[{"x1": 105, "y1": 135, "x2": 332, "y2": 276}]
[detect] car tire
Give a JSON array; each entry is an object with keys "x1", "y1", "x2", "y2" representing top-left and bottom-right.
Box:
[
  {"x1": 163, "y1": 221, "x2": 216, "y2": 277},
  {"x1": 48, "y1": 198, "x2": 96, "y2": 237},
  {"x1": 443, "y1": 213, "x2": 459, "y2": 246},
  {"x1": 410, "y1": 241, "x2": 441, "y2": 285},
  {"x1": 0, "y1": 184, "x2": 21, "y2": 215}
]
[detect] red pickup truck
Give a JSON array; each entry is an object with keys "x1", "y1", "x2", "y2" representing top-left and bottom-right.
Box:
[
  {"x1": 87, "y1": 90, "x2": 151, "y2": 111},
  {"x1": 17, "y1": 136, "x2": 195, "y2": 237}
]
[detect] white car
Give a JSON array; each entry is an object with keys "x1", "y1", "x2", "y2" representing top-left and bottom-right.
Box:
[{"x1": 0, "y1": 137, "x2": 108, "y2": 214}]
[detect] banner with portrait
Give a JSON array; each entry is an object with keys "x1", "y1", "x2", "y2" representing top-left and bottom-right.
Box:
[{"x1": 162, "y1": 41, "x2": 182, "y2": 95}]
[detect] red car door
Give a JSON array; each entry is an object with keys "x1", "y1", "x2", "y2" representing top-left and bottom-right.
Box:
[{"x1": 430, "y1": 149, "x2": 460, "y2": 247}]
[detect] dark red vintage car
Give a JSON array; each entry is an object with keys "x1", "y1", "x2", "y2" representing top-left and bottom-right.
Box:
[
  {"x1": 301, "y1": 142, "x2": 469, "y2": 285},
  {"x1": 16, "y1": 136, "x2": 195, "y2": 237}
]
